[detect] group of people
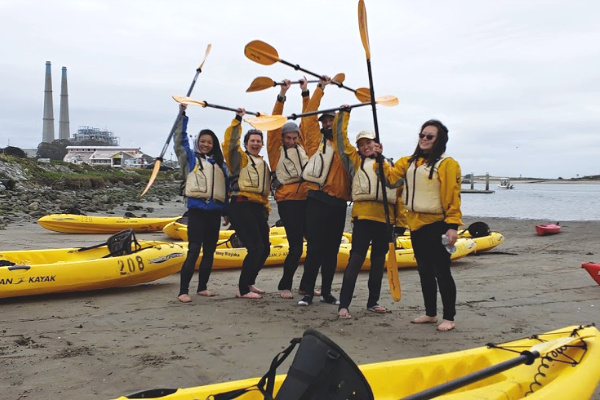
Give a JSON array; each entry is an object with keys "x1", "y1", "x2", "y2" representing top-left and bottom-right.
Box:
[{"x1": 172, "y1": 75, "x2": 463, "y2": 332}]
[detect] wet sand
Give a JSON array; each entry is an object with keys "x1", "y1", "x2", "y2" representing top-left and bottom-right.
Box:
[{"x1": 1, "y1": 200, "x2": 599, "y2": 399}]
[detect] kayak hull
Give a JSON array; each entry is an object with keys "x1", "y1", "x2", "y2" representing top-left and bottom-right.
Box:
[
  {"x1": 38, "y1": 214, "x2": 180, "y2": 234},
  {"x1": 113, "y1": 324, "x2": 600, "y2": 400},
  {"x1": 0, "y1": 241, "x2": 186, "y2": 298},
  {"x1": 582, "y1": 262, "x2": 600, "y2": 285}
]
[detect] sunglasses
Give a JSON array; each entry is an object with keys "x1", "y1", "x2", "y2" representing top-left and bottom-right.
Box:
[{"x1": 419, "y1": 133, "x2": 436, "y2": 140}]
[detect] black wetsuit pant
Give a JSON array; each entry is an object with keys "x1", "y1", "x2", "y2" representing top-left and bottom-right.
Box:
[
  {"x1": 178, "y1": 208, "x2": 221, "y2": 295},
  {"x1": 299, "y1": 196, "x2": 347, "y2": 298},
  {"x1": 277, "y1": 199, "x2": 307, "y2": 291},
  {"x1": 411, "y1": 220, "x2": 456, "y2": 321},
  {"x1": 228, "y1": 198, "x2": 270, "y2": 296},
  {"x1": 339, "y1": 219, "x2": 388, "y2": 310}
]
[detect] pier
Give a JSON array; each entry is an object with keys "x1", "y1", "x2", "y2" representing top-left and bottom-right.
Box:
[{"x1": 461, "y1": 173, "x2": 495, "y2": 194}]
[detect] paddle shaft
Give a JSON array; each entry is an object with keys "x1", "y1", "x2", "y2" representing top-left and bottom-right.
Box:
[
  {"x1": 156, "y1": 68, "x2": 202, "y2": 162},
  {"x1": 202, "y1": 101, "x2": 261, "y2": 116},
  {"x1": 402, "y1": 351, "x2": 537, "y2": 400},
  {"x1": 279, "y1": 103, "x2": 371, "y2": 123}
]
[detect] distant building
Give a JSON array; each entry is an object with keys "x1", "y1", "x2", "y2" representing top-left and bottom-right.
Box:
[
  {"x1": 71, "y1": 126, "x2": 120, "y2": 146},
  {"x1": 64, "y1": 146, "x2": 147, "y2": 168}
]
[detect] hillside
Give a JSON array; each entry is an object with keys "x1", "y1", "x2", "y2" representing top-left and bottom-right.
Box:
[{"x1": 0, "y1": 155, "x2": 182, "y2": 228}]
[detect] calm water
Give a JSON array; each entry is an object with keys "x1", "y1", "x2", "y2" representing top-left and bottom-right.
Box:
[{"x1": 461, "y1": 183, "x2": 600, "y2": 221}]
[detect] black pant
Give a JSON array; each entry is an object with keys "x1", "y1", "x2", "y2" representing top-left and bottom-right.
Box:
[
  {"x1": 299, "y1": 197, "x2": 347, "y2": 297},
  {"x1": 178, "y1": 208, "x2": 221, "y2": 295},
  {"x1": 411, "y1": 220, "x2": 456, "y2": 321},
  {"x1": 339, "y1": 219, "x2": 388, "y2": 310},
  {"x1": 277, "y1": 200, "x2": 307, "y2": 291},
  {"x1": 228, "y1": 199, "x2": 270, "y2": 295}
]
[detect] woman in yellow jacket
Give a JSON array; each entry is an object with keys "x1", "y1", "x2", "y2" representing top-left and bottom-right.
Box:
[
  {"x1": 375, "y1": 119, "x2": 463, "y2": 331},
  {"x1": 333, "y1": 108, "x2": 397, "y2": 318},
  {"x1": 222, "y1": 109, "x2": 271, "y2": 299}
]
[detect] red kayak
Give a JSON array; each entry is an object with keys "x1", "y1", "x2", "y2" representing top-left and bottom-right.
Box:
[
  {"x1": 535, "y1": 222, "x2": 561, "y2": 236},
  {"x1": 582, "y1": 262, "x2": 600, "y2": 285}
]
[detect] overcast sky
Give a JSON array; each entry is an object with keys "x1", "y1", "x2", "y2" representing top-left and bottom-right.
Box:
[{"x1": 2, "y1": 0, "x2": 599, "y2": 179}]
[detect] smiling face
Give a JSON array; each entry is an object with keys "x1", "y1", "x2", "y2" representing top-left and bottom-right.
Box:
[
  {"x1": 245, "y1": 133, "x2": 263, "y2": 156},
  {"x1": 282, "y1": 132, "x2": 299, "y2": 149},
  {"x1": 320, "y1": 115, "x2": 334, "y2": 131},
  {"x1": 357, "y1": 138, "x2": 376, "y2": 157},
  {"x1": 197, "y1": 134, "x2": 214, "y2": 155},
  {"x1": 418, "y1": 125, "x2": 438, "y2": 152}
]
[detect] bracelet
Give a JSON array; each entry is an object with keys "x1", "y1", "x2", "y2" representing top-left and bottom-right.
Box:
[
  {"x1": 277, "y1": 94, "x2": 286, "y2": 102},
  {"x1": 301, "y1": 90, "x2": 309, "y2": 97},
  {"x1": 317, "y1": 83, "x2": 324, "y2": 89}
]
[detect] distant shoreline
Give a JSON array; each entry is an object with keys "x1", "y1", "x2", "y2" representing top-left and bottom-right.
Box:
[{"x1": 464, "y1": 179, "x2": 600, "y2": 185}]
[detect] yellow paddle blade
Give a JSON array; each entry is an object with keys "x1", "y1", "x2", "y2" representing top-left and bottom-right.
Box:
[
  {"x1": 246, "y1": 76, "x2": 275, "y2": 92},
  {"x1": 376, "y1": 95, "x2": 399, "y2": 106},
  {"x1": 355, "y1": 87, "x2": 371, "y2": 102},
  {"x1": 244, "y1": 115, "x2": 288, "y2": 131},
  {"x1": 358, "y1": 0, "x2": 371, "y2": 59},
  {"x1": 172, "y1": 95, "x2": 207, "y2": 107},
  {"x1": 140, "y1": 161, "x2": 161, "y2": 198},
  {"x1": 530, "y1": 335, "x2": 589, "y2": 355},
  {"x1": 387, "y1": 242, "x2": 401, "y2": 301},
  {"x1": 331, "y1": 72, "x2": 346, "y2": 86},
  {"x1": 245, "y1": 40, "x2": 280, "y2": 65},
  {"x1": 198, "y1": 43, "x2": 212, "y2": 70}
]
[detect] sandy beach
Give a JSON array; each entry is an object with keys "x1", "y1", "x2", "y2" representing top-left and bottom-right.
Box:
[{"x1": 1, "y1": 199, "x2": 599, "y2": 399}]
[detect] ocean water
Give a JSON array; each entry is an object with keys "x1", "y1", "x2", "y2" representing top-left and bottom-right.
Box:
[{"x1": 461, "y1": 183, "x2": 600, "y2": 221}]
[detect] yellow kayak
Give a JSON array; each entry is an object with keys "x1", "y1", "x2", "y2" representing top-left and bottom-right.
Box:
[
  {"x1": 177, "y1": 240, "x2": 307, "y2": 270},
  {"x1": 163, "y1": 219, "x2": 286, "y2": 241},
  {"x1": 0, "y1": 241, "x2": 186, "y2": 298},
  {"x1": 336, "y1": 238, "x2": 476, "y2": 270},
  {"x1": 113, "y1": 324, "x2": 600, "y2": 400},
  {"x1": 38, "y1": 214, "x2": 181, "y2": 234}
]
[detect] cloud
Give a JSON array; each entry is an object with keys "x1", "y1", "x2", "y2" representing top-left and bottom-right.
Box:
[{"x1": 2, "y1": 0, "x2": 599, "y2": 179}]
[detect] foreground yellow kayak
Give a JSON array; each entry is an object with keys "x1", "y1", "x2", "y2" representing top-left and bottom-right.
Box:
[
  {"x1": 336, "y1": 238, "x2": 477, "y2": 270},
  {"x1": 0, "y1": 241, "x2": 186, "y2": 298},
  {"x1": 114, "y1": 324, "x2": 600, "y2": 400},
  {"x1": 38, "y1": 214, "x2": 181, "y2": 234}
]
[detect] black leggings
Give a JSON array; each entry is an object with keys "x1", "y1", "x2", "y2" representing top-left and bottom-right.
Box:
[
  {"x1": 411, "y1": 221, "x2": 456, "y2": 321},
  {"x1": 339, "y1": 219, "x2": 388, "y2": 310},
  {"x1": 228, "y1": 199, "x2": 270, "y2": 295},
  {"x1": 178, "y1": 208, "x2": 221, "y2": 295},
  {"x1": 299, "y1": 197, "x2": 347, "y2": 297},
  {"x1": 277, "y1": 200, "x2": 307, "y2": 291}
]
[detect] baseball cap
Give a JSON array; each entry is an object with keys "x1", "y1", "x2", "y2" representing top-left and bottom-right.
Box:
[
  {"x1": 318, "y1": 111, "x2": 336, "y2": 122},
  {"x1": 355, "y1": 130, "x2": 376, "y2": 143}
]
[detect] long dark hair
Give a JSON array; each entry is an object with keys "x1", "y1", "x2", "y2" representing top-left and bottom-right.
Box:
[
  {"x1": 196, "y1": 129, "x2": 224, "y2": 168},
  {"x1": 409, "y1": 119, "x2": 449, "y2": 167}
]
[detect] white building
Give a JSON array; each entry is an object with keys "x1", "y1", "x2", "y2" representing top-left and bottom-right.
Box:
[{"x1": 63, "y1": 146, "x2": 147, "y2": 168}]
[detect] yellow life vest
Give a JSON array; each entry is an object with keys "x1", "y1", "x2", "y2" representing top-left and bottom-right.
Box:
[
  {"x1": 301, "y1": 137, "x2": 334, "y2": 187},
  {"x1": 352, "y1": 157, "x2": 397, "y2": 204},
  {"x1": 403, "y1": 156, "x2": 446, "y2": 214},
  {"x1": 237, "y1": 153, "x2": 271, "y2": 196},
  {"x1": 276, "y1": 144, "x2": 308, "y2": 185},
  {"x1": 185, "y1": 156, "x2": 227, "y2": 202}
]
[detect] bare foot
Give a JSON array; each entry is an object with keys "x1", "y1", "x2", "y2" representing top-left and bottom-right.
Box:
[
  {"x1": 236, "y1": 291, "x2": 262, "y2": 299},
  {"x1": 197, "y1": 290, "x2": 215, "y2": 297},
  {"x1": 249, "y1": 285, "x2": 266, "y2": 294},
  {"x1": 411, "y1": 315, "x2": 438, "y2": 324},
  {"x1": 338, "y1": 308, "x2": 352, "y2": 319},
  {"x1": 280, "y1": 290, "x2": 293, "y2": 299},
  {"x1": 177, "y1": 294, "x2": 192, "y2": 303},
  {"x1": 437, "y1": 319, "x2": 456, "y2": 331}
]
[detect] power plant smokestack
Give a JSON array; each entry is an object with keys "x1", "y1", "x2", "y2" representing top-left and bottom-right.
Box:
[
  {"x1": 59, "y1": 66, "x2": 70, "y2": 140},
  {"x1": 42, "y1": 61, "x2": 55, "y2": 143}
]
